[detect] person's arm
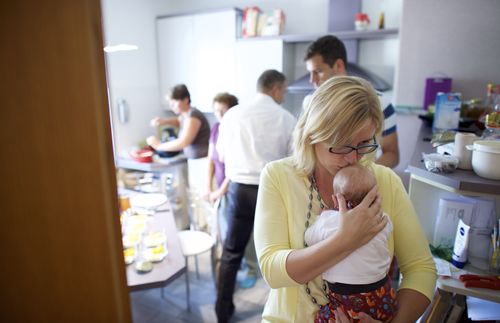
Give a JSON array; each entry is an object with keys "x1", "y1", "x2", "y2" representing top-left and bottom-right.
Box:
[
  {"x1": 376, "y1": 131, "x2": 399, "y2": 168},
  {"x1": 392, "y1": 289, "x2": 430, "y2": 323},
  {"x1": 216, "y1": 119, "x2": 226, "y2": 163},
  {"x1": 204, "y1": 143, "x2": 216, "y2": 200},
  {"x1": 375, "y1": 100, "x2": 399, "y2": 168},
  {"x1": 153, "y1": 116, "x2": 201, "y2": 151},
  {"x1": 386, "y1": 168, "x2": 437, "y2": 319},
  {"x1": 209, "y1": 177, "x2": 229, "y2": 203},
  {"x1": 150, "y1": 116, "x2": 180, "y2": 127}
]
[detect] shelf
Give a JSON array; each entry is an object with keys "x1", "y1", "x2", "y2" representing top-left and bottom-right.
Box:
[{"x1": 237, "y1": 28, "x2": 398, "y2": 43}]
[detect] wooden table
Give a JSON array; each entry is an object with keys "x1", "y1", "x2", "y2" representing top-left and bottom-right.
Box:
[{"x1": 125, "y1": 197, "x2": 186, "y2": 292}]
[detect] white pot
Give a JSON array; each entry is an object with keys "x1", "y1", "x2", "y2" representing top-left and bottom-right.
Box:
[{"x1": 466, "y1": 140, "x2": 500, "y2": 180}]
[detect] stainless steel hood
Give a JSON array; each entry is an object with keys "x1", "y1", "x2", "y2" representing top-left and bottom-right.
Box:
[{"x1": 288, "y1": 62, "x2": 391, "y2": 93}]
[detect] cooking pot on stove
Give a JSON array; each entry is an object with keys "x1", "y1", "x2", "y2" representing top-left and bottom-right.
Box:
[{"x1": 466, "y1": 140, "x2": 500, "y2": 180}]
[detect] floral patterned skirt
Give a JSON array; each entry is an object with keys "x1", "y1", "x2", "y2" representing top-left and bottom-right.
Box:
[{"x1": 314, "y1": 276, "x2": 398, "y2": 323}]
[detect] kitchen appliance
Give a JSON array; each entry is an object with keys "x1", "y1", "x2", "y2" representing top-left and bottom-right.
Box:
[
  {"x1": 466, "y1": 140, "x2": 500, "y2": 180},
  {"x1": 288, "y1": 62, "x2": 391, "y2": 93}
]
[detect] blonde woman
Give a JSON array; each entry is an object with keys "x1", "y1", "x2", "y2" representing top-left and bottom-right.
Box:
[{"x1": 254, "y1": 76, "x2": 436, "y2": 322}]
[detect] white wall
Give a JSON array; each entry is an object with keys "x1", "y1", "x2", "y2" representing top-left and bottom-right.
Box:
[
  {"x1": 394, "y1": 0, "x2": 500, "y2": 108},
  {"x1": 101, "y1": 0, "x2": 174, "y2": 156}
]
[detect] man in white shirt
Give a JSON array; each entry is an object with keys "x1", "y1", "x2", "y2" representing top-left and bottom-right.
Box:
[
  {"x1": 215, "y1": 69, "x2": 296, "y2": 323},
  {"x1": 303, "y1": 35, "x2": 399, "y2": 168}
]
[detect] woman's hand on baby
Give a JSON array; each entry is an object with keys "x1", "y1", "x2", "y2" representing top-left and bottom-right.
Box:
[{"x1": 336, "y1": 185, "x2": 387, "y2": 250}]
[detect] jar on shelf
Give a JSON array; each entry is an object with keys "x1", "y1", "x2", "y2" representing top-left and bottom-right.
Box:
[{"x1": 354, "y1": 13, "x2": 370, "y2": 31}]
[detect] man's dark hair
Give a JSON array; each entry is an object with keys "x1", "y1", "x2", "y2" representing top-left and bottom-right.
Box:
[
  {"x1": 169, "y1": 84, "x2": 191, "y2": 103},
  {"x1": 304, "y1": 35, "x2": 347, "y2": 67},
  {"x1": 257, "y1": 69, "x2": 286, "y2": 92},
  {"x1": 213, "y1": 92, "x2": 239, "y2": 108}
]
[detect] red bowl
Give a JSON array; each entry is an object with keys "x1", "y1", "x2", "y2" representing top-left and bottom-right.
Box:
[{"x1": 129, "y1": 148, "x2": 154, "y2": 163}]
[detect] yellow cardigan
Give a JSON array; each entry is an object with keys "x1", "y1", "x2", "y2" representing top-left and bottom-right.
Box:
[{"x1": 254, "y1": 157, "x2": 437, "y2": 322}]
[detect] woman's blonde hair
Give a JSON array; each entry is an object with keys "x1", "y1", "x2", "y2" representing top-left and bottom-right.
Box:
[{"x1": 292, "y1": 76, "x2": 383, "y2": 175}]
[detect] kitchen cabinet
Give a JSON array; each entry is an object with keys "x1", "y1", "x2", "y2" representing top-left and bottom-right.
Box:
[
  {"x1": 234, "y1": 38, "x2": 294, "y2": 104},
  {"x1": 156, "y1": 9, "x2": 240, "y2": 112},
  {"x1": 407, "y1": 126, "x2": 500, "y2": 261}
]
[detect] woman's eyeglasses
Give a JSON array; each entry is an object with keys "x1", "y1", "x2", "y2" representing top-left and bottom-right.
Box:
[{"x1": 328, "y1": 136, "x2": 379, "y2": 155}]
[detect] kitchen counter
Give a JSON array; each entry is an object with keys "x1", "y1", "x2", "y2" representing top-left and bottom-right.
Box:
[
  {"x1": 407, "y1": 126, "x2": 500, "y2": 196},
  {"x1": 116, "y1": 154, "x2": 187, "y2": 173},
  {"x1": 407, "y1": 126, "x2": 500, "y2": 317},
  {"x1": 407, "y1": 125, "x2": 500, "y2": 246},
  {"x1": 116, "y1": 154, "x2": 190, "y2": 230}
]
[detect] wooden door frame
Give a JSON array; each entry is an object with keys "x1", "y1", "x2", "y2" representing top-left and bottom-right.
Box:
[{"x1": 0, "y1": 1, "x2": 131, "y2": 321}]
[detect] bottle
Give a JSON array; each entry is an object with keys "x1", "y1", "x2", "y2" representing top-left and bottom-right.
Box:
[
  {"x1": 481, "y1": 104, "x2": 500, "y2": 140},
  {"x1": 378, "y1": 12, "x2": 385, "y2": 29},
  {"x1": 484, "y1": 83, "x2": 497, "y2": 110}
]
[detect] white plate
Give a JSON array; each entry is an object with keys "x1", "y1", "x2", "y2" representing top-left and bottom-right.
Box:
[
  {"x1": 143, "y1": 244, "x2": 168, "y2": 262},
  {"x1": 130, "y1": 193, "x2": 167, "y2": 209},
  {"x1": 144, "y1": 231, "x2": 167, "y2": 247}
]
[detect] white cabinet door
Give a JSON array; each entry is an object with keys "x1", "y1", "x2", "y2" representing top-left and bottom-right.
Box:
[
  {"x1": 192, "y1": 11, "x2": 237, "y2": 112},
  {"x1": 157, "y1": 10, "x2": 238, "y2": 112},
  {"x1": 234, "y1": 39, "x2": 284, "y2": 104},
  {"x1": 157, "y1": 15, "x2": 194, "y2": 108}
]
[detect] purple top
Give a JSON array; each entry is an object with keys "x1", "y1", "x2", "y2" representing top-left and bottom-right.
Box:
[{"x1": 210, "y1": 122, "x2": 225, "y2": 188}]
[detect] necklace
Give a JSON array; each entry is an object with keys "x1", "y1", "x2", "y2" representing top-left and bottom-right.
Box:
[{"x1": 304, "y1": 175, "x2": 328, "y2": 307}]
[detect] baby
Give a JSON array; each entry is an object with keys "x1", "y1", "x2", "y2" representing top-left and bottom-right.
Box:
[{"x1": 304, "y1": 164, "x2": 397, "y2": 323}]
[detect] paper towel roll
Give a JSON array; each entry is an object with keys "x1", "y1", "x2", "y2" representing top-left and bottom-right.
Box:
[{"x1": 453, "y1": 132, "x2": 478, "y2": 170}]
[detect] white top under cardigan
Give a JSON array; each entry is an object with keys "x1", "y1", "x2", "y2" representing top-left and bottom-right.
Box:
[{"x1": 304, "y1": 210, "x2": 393, "y2": 285}]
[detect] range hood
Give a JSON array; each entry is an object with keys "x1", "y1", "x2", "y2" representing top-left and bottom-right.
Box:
[{"x1": 288, "y1": 62, "x2": 391, "y2": 93}]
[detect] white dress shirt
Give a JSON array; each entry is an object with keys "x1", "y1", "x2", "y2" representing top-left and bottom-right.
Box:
[
  {"x1": 304, "y1": 210, "x2": 393, "y2": 284},
  {"x1": 216, "y1": 93, "x2": 296, "y2": 185}
]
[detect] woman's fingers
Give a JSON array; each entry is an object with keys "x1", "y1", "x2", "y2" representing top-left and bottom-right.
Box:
[
  {"x1": 334, "y1": 308, "x2": 351, "y2": 323},
  {"x1": 336, "y1": 193, "x2": 347, "y2": 213},
  {"x1": 360, "y1": 185, "x2": 378, "y2": 208}
]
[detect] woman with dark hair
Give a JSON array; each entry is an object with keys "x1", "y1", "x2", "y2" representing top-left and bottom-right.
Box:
[{"x1": 147, "y1": 84, "x2": 210, "y2": 159}]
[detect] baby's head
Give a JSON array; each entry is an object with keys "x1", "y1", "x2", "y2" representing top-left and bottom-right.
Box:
[{"x1": 333, "y1": 164, "x2": 376, "y2": 209}]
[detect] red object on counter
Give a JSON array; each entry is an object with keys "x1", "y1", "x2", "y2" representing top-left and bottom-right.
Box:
[
  {"x1": 129, "y1": 148, "x2": 154, "y2": 163},
  {"x1": 459, "y1": 274, "x2": 500, "y2": 290}
]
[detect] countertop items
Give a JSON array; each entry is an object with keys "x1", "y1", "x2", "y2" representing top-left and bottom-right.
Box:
[
  {"x1": 467, "y1": 140, "x2": 500, "y2": 180},
  {"x1": 422, "y1": 153, "x2": 458, "y2": 173},
  {"x1": 116, "y1": 154, "x2": 187, "y2": 172},
  {"x1": 122, "y1": 190, "x2": 185, "y2": 292},
  {"x1": 408, "y1": 126, "x2": 500, "y2": 322},
  {"x1": 408, "y1": 126, "x2": 500, "y2": 195}
]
